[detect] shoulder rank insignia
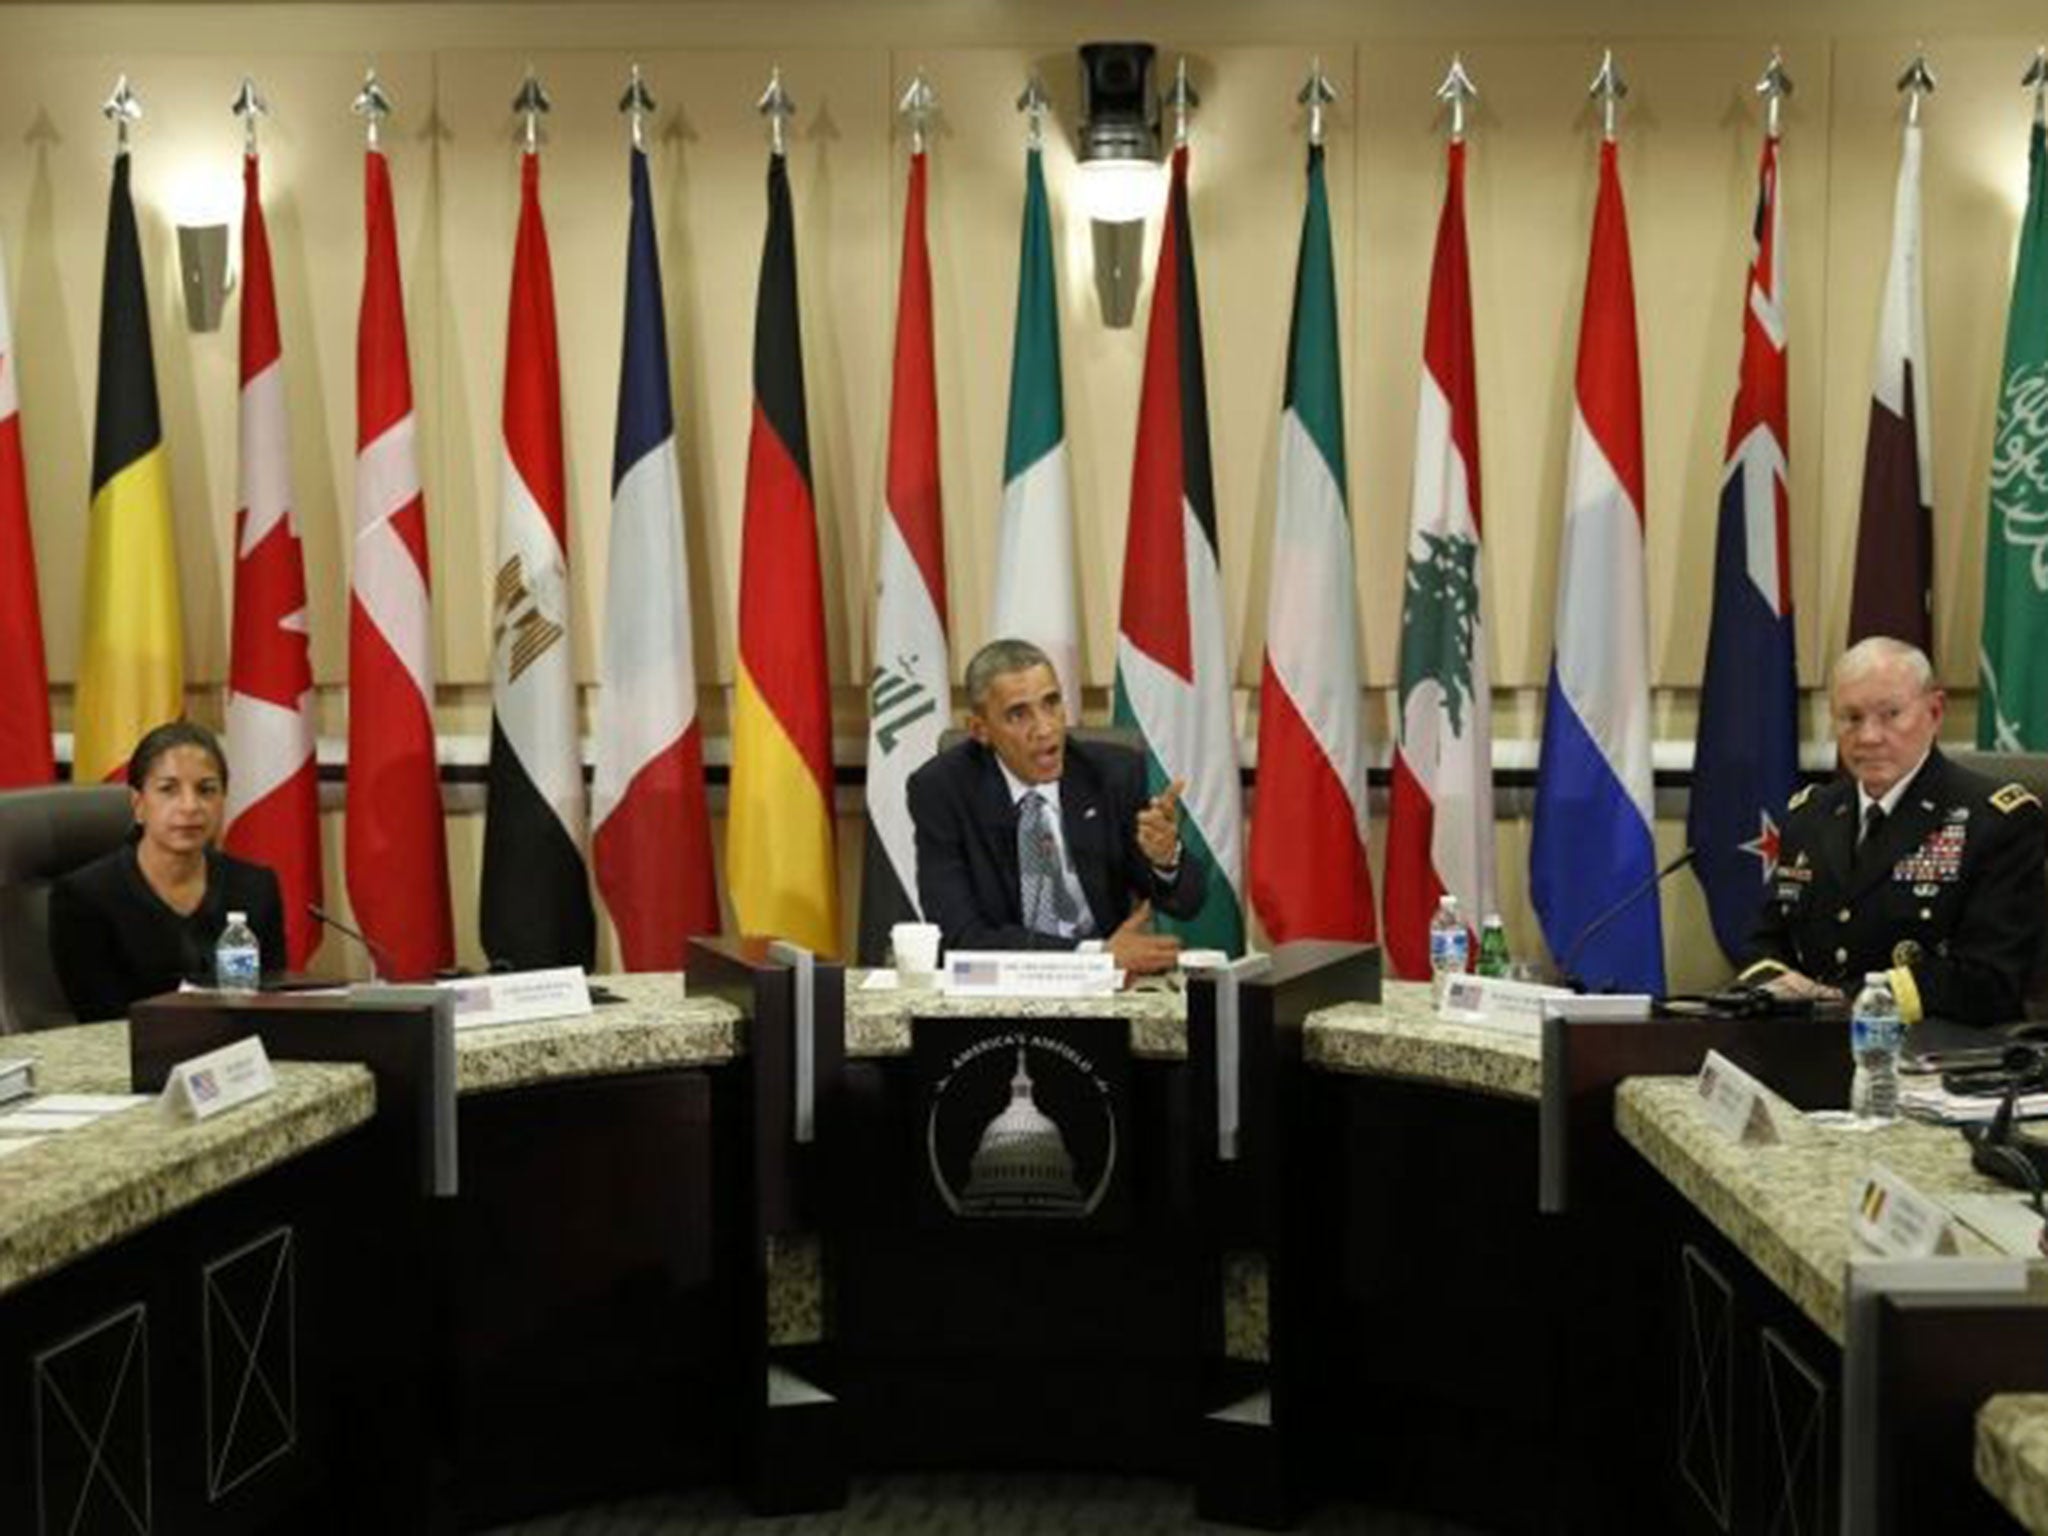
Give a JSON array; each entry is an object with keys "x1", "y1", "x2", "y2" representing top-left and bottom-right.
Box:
[
  {"x1": 1991, "y1": 783, "x2": 2041, "y2": 815},
  {"x1": 1787, "y1": 783, "x2": 1816, "y2": 812}
]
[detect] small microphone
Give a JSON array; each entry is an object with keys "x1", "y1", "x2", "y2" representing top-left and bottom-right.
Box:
[
  {"x1": 1559, "y1": 847, "x2": 1697, "y2": 993},
  {"x1": 307, "y1": 903, "x2": 391, "y2": 983}
]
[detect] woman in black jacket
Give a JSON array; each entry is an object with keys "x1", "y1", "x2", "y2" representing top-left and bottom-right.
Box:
[{"x1": 49, "y1": 721, "x2": 286, "y2": 1023}]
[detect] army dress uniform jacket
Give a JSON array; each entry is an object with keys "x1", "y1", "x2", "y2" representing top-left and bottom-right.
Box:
[{"x1": 1740, "y1": 750, "x2": 2048, "y2": 1026}]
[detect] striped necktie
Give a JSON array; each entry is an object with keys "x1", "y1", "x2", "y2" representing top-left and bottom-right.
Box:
[{"x1": 1018, "y1": 791, "x2": 1080, "y2": 936}]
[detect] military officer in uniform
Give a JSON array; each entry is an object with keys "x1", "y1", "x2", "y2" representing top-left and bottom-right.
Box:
[{"x1": 1741, "y1": 636, "x2": 2048, "y2": 1027}]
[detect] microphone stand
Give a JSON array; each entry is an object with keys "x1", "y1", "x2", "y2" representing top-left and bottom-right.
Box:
[
  {"x1": 307, "y1": 903, "x2": 392, "y2": 984},
  {"x1": 1558, "y1": 847, "x2": 1696, "y2": 994}
]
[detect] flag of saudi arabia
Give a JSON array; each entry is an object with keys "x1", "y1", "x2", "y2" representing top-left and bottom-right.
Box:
[
  {"x1": 991, "y1": 145, "x2": 1081, "y2": 719},
  {"x1": 1115, "y1": 145, "x2": 1245, "y2": 955},
  {"x1": 1980, "y1": 119, "x2": 2048, "y2": 749}
]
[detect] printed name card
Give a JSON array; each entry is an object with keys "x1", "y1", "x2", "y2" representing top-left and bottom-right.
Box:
[
  {"x1": 1695, "y1": 1049, "x2": 1781, "y2": 1145},
  {"x1": 440, "y1": 966, "x2": 593, "y2": 1031},
  {"x1": 160, "y1": 1036, "x2": 276, "y2": 1122},
  {"x1": 1438, "y1": 974, "x2": 1576, "y2": 1037},
  {"x1": 941, "y1": 951, "x2": 1121, "y2": 999},
  {"x1": 1852, "y1": 1162, "x2": 1960, "y2": 1259}
]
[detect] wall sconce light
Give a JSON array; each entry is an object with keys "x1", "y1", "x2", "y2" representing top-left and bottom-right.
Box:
[
  {"x1": 176, "y1": 223, "x2": 233, "y2": 332},
  {"x1": 1076, "y1": 41, "x2": 1162, "y2": 328},
  {"x1": 171, "y1": 171, "x2": 237, "y2": 333}
]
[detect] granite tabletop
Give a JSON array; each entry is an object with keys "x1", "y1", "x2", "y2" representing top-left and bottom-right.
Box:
[
  {"x1": 8, "y1": 1016, "x2": 132, "y2": 1094},
  {"x1": 848, "y1": 973, "x2": 1538, "y2": 1104},
  {"x1": 1979, "y1": 1393, "x2": 2048, "y2": 1534},
  {"x1": 1616, "y1": 1074, "x2": 2021, "y2": 1343},
  {"x1": 0, "y1": 1051, "x2": 374, "y2": 1299},
  {"x1": 1305, "y1": 981, "x2": 1541, "y2": 1102},
  {"x1": 453, "y1": 972, "x2": 741, "y2": 1094},
  {"x1": 846, "y1": 975, "x2": 1188, "y2": 1057}
]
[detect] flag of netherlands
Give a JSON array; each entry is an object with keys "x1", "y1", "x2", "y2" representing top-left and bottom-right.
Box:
[
  {"x1": 1530, "y1": 139, "x2": 1663, "y2": 994},
  {"x1": 224, "y1": 152, "x2": 322, "y2": 969},
  {"x1": 348, "y1": 146, "x2": 453, "y2": 980},
  {"x1": 1385, "y1": 138, "x2": 1496, "y2": 979},
  {"x1": 480, "y1": 150, "x2": 594, "y2": 970},
  {"x1": 1250, "y1": 140, "x2": 1374, "y2": 944},
  {"x1": 859, "y1": 146, "x2": 949, "y2": 964},
  {"x1": 1690, "y1": 133, "x2": 1797, "y2": 961},
  {"x1": 991, "y1": 146, "x2": 1081, "y2": 722},
  {"x1": 1114, "y1": 144, "x2": 1245, "y2": 955},
  {"x1": 0, "y1": 233, "x2": 53, "y2": 787},
  {"x1": 593, "y1": 145, "x2": 720, "y2": 971}
]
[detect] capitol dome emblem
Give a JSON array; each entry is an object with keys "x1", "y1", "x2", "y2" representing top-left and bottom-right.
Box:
[{"x1": 924, "y1": 1030, "x2": 1119, "y2": 1220}]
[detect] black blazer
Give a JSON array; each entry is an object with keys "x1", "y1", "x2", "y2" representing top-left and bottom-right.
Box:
[
  {"x1": 1744, "y1": 749, "x2": 2048, "y2": 1025},
  {"x1": 906, "y1": 737, "x2": 1207, "y2": 953},
  {"x1": 49, "y1": 843, "x2": 288, "y2": 1023}
]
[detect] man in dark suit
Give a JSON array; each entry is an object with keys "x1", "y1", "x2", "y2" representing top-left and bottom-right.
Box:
[
  {"x1": 907, "y1": 639, "x2": 1207, "y2": 976},
  {"x1": 1741, "y1": 636, "x2": 2047, "y2": 1026}
]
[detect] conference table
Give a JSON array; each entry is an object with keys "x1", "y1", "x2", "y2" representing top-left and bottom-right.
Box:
[{"x1": 3, "y1": 951, "x2": 2047, "y2": 1534}]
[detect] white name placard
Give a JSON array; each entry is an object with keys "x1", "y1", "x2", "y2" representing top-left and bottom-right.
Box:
[
  {"x1": 1540, "y1": 994, "x2": 1654, "y2": 1023},
  {"x1": 1852, "y1": 1162, "x2": 1960, "y2": 1259},
  {"x1": 160, "y1": 1036, "x2": 276, "y2": 1122},
  {"x1": 1695, "y1": 1049, "x2": 1780, "y2": 1145},
  {"x1": 440, "y1": 966, "x2": 592, "y2": 1031},
  {"x1": 1439, "y1": 974, "x2": 1576, "y2": 1037},
  {"x1": 941, "y1": 951, "x2": 1121, "y2": 998}
]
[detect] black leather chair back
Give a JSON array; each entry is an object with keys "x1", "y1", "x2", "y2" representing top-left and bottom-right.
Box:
[
  {"x1": 1948, "y1": 750, "x2": 2048, "y2": 1020},
  {"x1": 0, "y1": 785, "x2": 132, "y2": 1033}
]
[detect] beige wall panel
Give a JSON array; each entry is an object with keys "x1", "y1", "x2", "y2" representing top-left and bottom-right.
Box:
[
  {"x1": 1822, "y1": 36, "x2": 2036, "y2": 687},
  {"x1": 6, "y1": 3, "x2": 2048, "y2": 983},
  {"x1": 896, "y1": 44, "x2": 1356, "y2": 701},
  {"x1": 433, "y1": 48, "x2": 888, "y2": 690},
  {"x1": 1349, "y1": 39, "x2": 1832, "y2": 692},
  {"x1": 0, "y1": 51, "x2": 438, "y2": 692}
]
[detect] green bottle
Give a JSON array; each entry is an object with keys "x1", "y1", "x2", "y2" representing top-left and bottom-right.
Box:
[{"x1": 1476, "y1": 914, "x2": 1510, "y2": 979}]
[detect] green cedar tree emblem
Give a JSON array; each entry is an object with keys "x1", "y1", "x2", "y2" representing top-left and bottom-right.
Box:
[{"x1": 1398, "y1": 531, "x2": 1480, "y2": 736}]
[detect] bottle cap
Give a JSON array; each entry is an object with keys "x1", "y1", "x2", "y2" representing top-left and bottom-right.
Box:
[
  {"x1": 227, "y1": 910, "x2": 247, "y2": 924},
  {"x1": 1483, "y1": 913, "x2": 1504, "y2": 927},
  {"x1": 1864, "y1": 972, "x2": 1888, "y2": 986},
  {"x1": 1438, "y1": 894, "x2": 1457, "y2": 911}
]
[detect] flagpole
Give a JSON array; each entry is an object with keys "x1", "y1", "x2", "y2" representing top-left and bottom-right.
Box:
[
  {"x1": 102, "y1": 74, "x2": 141, "y2": 158},
  {"x1": 899, "y1": 68, "x2": 935, "y2": 158},
  {"x1": 1589, "y1": 48, "x2": 1626, "y2": 141},
  {"x1": 1298, "y1": 56, "x2": 1335, "y2": 146},
  {"x1": 1437, "y1": 54, "x2": 1477, "y2": 144},
  {"x1": 620, "y1": 62, "x2": 654, "y2": 150},
  {"x1": 514, "y1": 65, "x2": 549, "y2": 157},
  {"x1": 232, "y1": 75, "x2": 267, "y2": 157},
  {"x1": 1758, "y1": 49, "x2": 1792, "y2": 142},
  {"x1": 353, "y1": 68, "x2": 391, "y2": 150},
  {"x1": 1017, "y1": 72, "x2": 1048, "y2": 149},
  {"x1": 759, "y1": 65, "x2": 794, "y2": 158},
  {"x1": 1898, "y1": 49, "x2": 1936, "y2": 128},
  {"x1": 1168, "y1": 56, "x2": 1198, "y2": 146}
]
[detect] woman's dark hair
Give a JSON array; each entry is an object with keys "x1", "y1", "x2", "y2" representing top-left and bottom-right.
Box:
[{"x1": 126, "y1": 721, "x2": 229, "y2": 792}]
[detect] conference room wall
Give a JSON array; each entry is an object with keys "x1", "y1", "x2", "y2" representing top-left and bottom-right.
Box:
[{"x1": 0, "y1": 1, "x2": 2032, "y2": 983}]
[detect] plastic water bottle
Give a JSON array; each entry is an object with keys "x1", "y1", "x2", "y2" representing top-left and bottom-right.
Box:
[
  {"x1": 1849, "y1": 972, "x2": 1904, "y2": 1123},
  {"x1": 1476, "y1": 915, "x2": 1511, "y2": 979},
  {"x1": 1429, "y1": 895, "x2": 1471, "y2": 1007},
  {"x1": 215, "y1": 910, "x2": 261, "y2": 995}
]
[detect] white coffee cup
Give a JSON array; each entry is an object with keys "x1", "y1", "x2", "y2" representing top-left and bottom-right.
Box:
[{"x1": 891, "y1": 921, "x2": 942, "y2": 982}]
